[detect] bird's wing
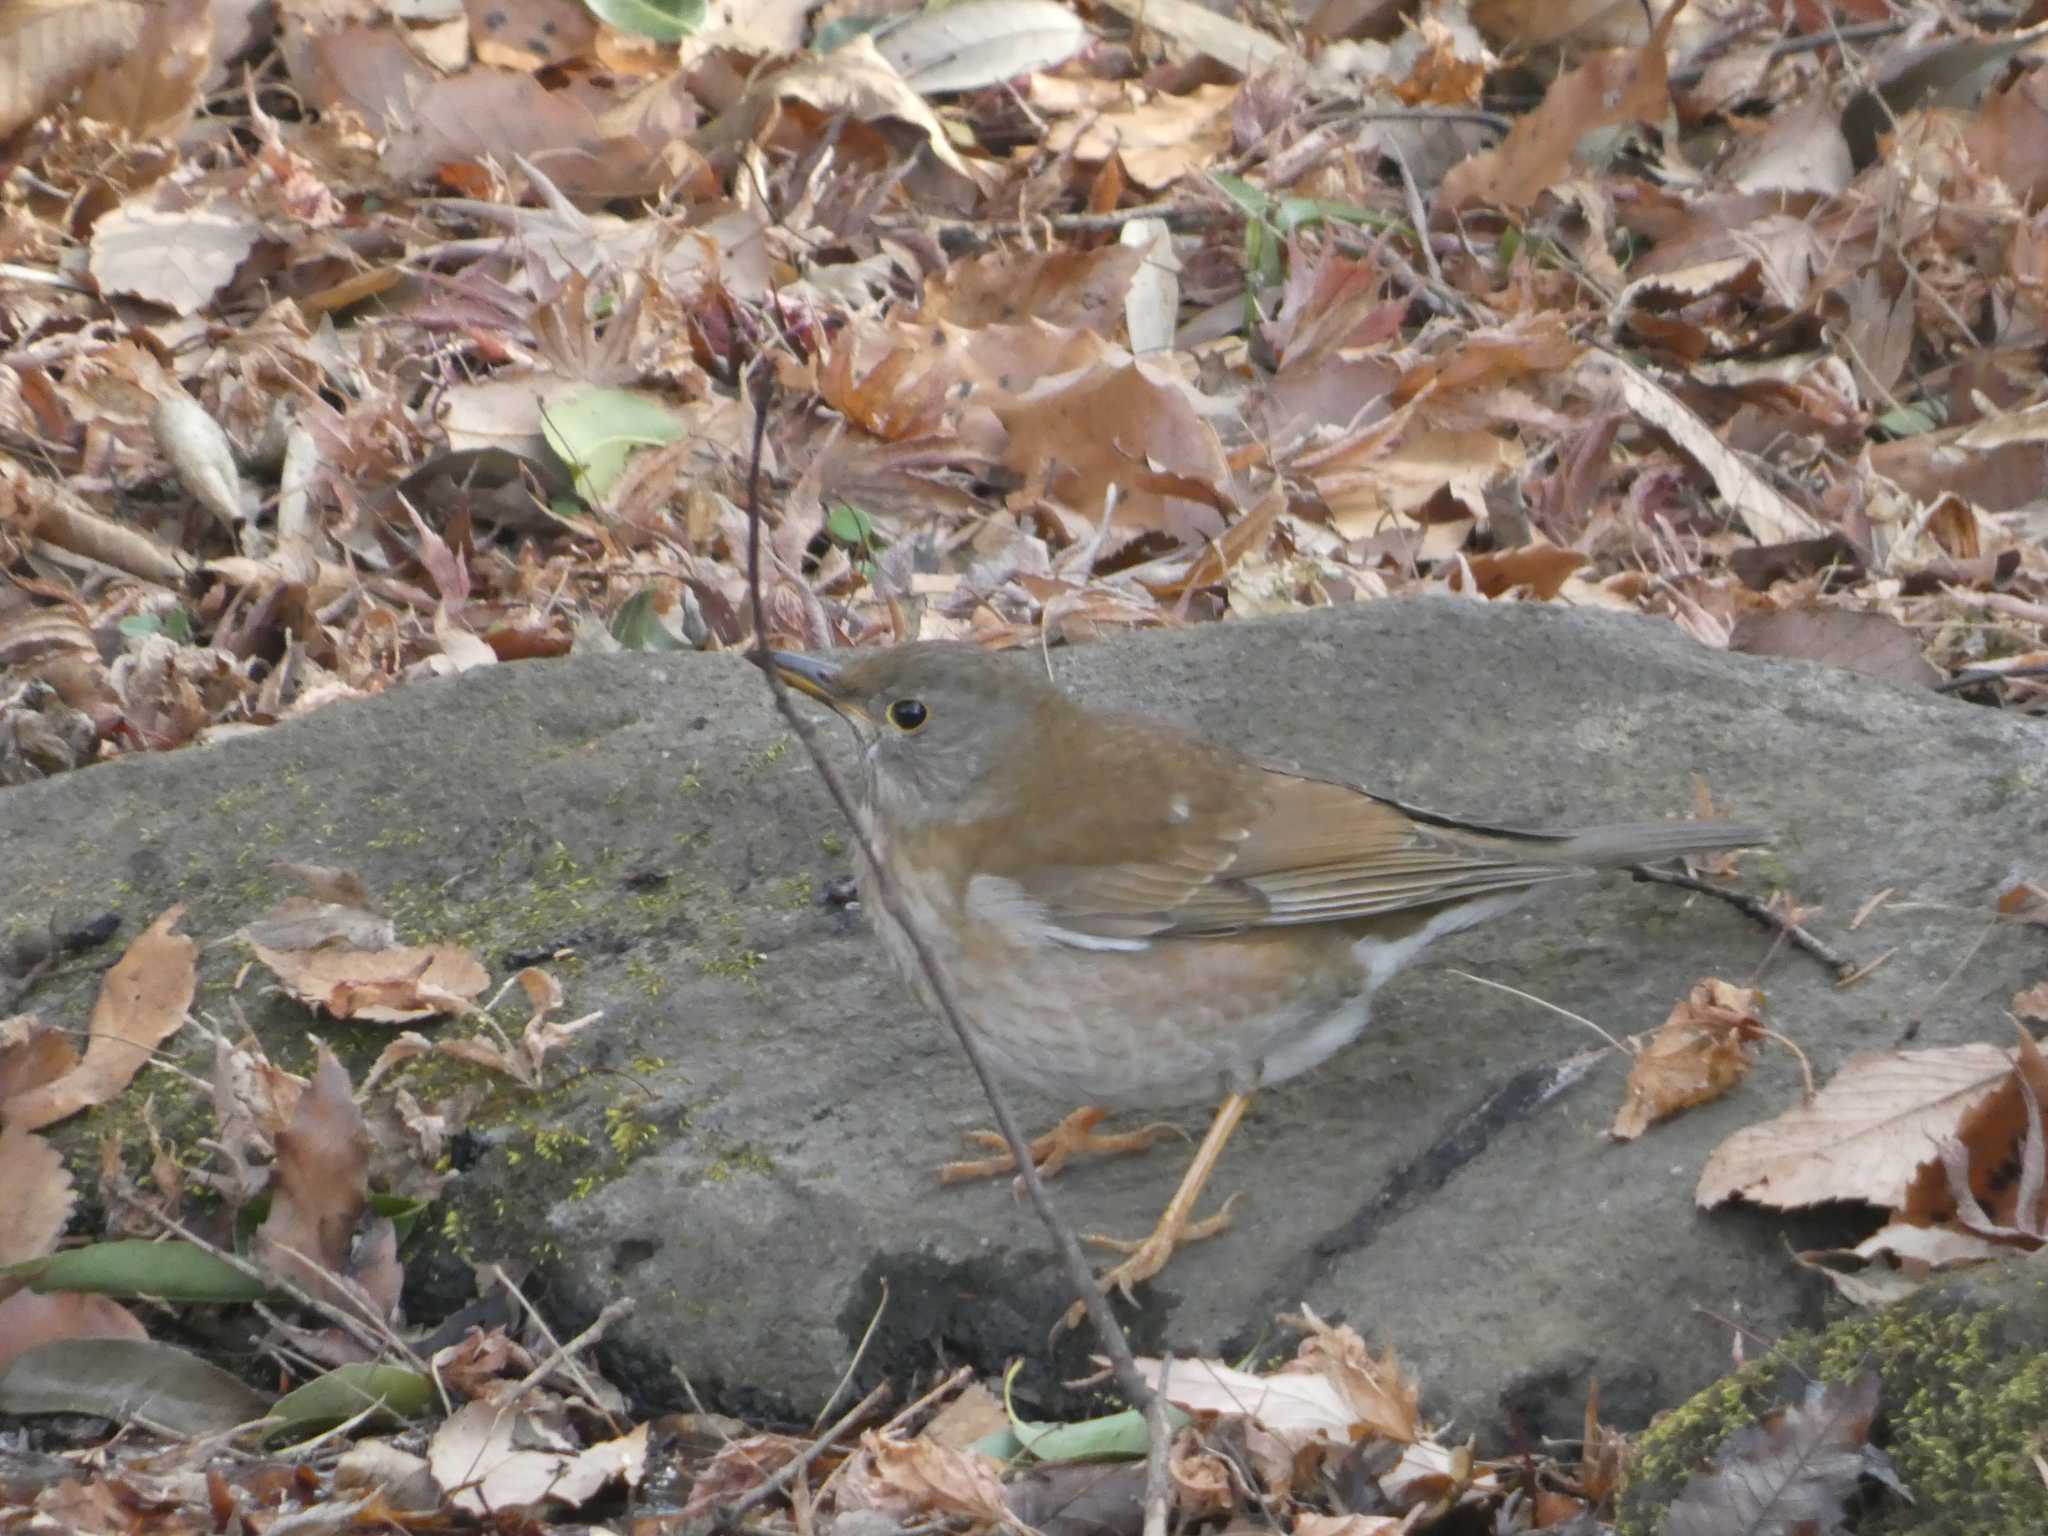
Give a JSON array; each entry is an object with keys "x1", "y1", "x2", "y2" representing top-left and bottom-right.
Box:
[
  {"x1": 986, "y1": 761, "x2": 1581, "y2": 944},
  {"x1": 1214, "y1": 769, "x2": 1586, "y2": 928}
]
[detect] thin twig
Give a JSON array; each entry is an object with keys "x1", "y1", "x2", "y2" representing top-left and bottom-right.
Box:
[
  {"x1": 716, "y1": 1382, "x2": 892, "y2": 1530},
  {"x1": 1935, "y1": 662, "x2": 2048, "y2": 694},
  {"x1": 813, "y1": 1280, "x2": 888, "y2": 1432},
  {"x1": 1834, "y1": 946, "x2": 1895, "y2": 989},
  {"x1": 1630, "y1": 864, "x2": 1858, "y2": 982},
  {"x1": 503, "y1": 1295, "x2": 636, "y2": 1413},
  {"x1": 813, "y1": 1364, "x2": 978, "y2": 1507},
  {"x1": 148, "y1": 1208, "x2": 427, "y2": 1378},
  {"x1": 1333, "y1": 105, "x2": 1515, "y2": 135},
  {"x1": 1387, "y1": 142, "x2": 1443, "y2": 291},
  {"x1": 877, "y1": 1364, "x2": 977, "y2": 1440},
  {"x1": 736, "y1": 366, "x2": 1157, "y2": 1418},
  {"x1": 1689, "y1": 1303, "x2": 1791, "y2": 1369},
  {"x1": 1142, "y1": 1355, "x2": 1174, "y2": 1536},
  {"x1": 1759, "y1": 1028, "x2": 1818, "y2": 1102},
  {"x1": 486, "y1": 1265, "x2": 630, "y2": 1430},
  {"x1": 1446, "y1": 969, "x2": 1631, "y2": 1055},
  {"x1": 1668, "y1": 16, "x2": 1908, "y2": 88},
  {"x1": 882, "y1": 200, "x2": 1238, "y2": 248}
]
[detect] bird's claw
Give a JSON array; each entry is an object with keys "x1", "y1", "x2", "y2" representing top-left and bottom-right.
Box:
[
  {"x1": 1054, "y1": 1192, "x2": 1245, "y2": 1332},
  {"x1": 939, "y1": 1107, "x2": 1185, "y2": 1185}
]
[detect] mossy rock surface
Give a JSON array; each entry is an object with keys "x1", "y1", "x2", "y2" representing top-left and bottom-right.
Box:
[{"x1": 1617, "y1": 1258, "x2": 2048, "y2": 1535}]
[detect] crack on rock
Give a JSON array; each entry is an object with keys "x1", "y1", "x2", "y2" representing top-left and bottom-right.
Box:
[{"x1": 1309, "y1": 1049, "x2": 1604, "y2": 1264}]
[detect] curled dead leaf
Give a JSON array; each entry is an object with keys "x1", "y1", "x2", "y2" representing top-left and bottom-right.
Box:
[
  {"x1": 1280, "y1": 1304, "x2": 1421, "y2": 1444},
  {"x1": 1611, "y1": 980, "x2": 1764, "y2": 1141},
  {"x1": 251, "y1": 942, "x2": 488, "y2": 1023}
]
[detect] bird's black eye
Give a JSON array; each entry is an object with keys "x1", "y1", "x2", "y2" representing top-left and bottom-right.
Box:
[{"x1": 887, "y1": 699, "x2": 928, "y2": 732}]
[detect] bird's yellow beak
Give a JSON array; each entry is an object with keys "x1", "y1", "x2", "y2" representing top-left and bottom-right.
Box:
[{"x1": 766, "y1": 651, "x2": 845, "y2": 709}]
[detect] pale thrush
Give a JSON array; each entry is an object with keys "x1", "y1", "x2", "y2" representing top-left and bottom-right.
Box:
[{"x1": 771, "y1": 642, "x2": 1768, "y2": 1313}]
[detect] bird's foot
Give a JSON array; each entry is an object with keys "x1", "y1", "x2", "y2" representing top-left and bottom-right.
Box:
[
  {"x1": 939, "y1": 1105, "x2": 1186, "y2": 1186},
  {"x1": 1059, "y1": 1191, "x2": 1245, "y2": 1330}
]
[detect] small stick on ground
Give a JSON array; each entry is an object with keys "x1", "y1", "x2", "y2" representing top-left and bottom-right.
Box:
[
  {"x1": 1632, "y1": 863, "x2": 1859, "y2": 982},
  {"x1": 813, "y1": 1281, "x2": 888, "y2": 1432},
  {"x1": 709, "y1": 1381, "x2": 893, "y2": 1533}
]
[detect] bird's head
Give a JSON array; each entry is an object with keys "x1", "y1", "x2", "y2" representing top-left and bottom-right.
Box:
[{"x1": 767, "y1": 643, "x2": 1058, "y2": 829}]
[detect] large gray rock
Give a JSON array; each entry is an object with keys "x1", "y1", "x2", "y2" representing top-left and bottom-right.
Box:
[{"x1": 4, "y1": 600, "x2": 2042, "y2": 1441}]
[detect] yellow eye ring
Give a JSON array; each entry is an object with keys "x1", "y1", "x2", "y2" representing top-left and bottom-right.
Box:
[{"x1": 887, "y1": 699, "x2": 928, "y2": 732}]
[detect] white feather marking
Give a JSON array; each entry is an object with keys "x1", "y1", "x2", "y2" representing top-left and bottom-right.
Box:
[
  {"x1": 1256, "y1": 890, "x2": 1536, "y2": 1088},
  {"x1": 965, "y1": 874, "x2": 1152, "y2": 952}
]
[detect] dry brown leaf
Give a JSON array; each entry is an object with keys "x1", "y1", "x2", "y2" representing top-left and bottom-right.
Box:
[
  {"x1": 1998, "y1": 882, "x2": 2048, "y2": 924},
  {"x1": 0, "y1": 1123, "x2": 73, "y2": 1282},
  {"x1": 1281, "y1": 1304, "x2": 1421, "y2": 1444},
  {"x1": 238, "y1": 895, "x2": 395, "y2": 953},
  {"x1": 1040, "y1": 81, "x2": 1239, "y2": 188},
  {"x1": 919, "y1": 246, "x2": 1146, "y2": 330},
  {"x1": 1471, "y1": 0, "x2": 1641, "y2": 48},
  {"x1": 1089, "y1": 0, "x2": 1290, "y2": 74},
  {"x1": 1381, "y1": 1436, "x2": 1474, "y2": 1510},
  {"x1": 1168, "y1": 1431, "x2": 1235, "y2": 1516},
  {"x1": 1292, "y1": 1516, "x2": 1406, "y2": 1536},
  {"x1": 1316, "y1": 426, "x2": 1519, "y2": 542},
  {"x1": 702, "y1": 35, "x2": 993, "y2": 189},
  {"x1": 920, "y1": 1380, "x2": 1011, "y2": 1449},
  {"x1": 1579, "y1": 1380, "x2": 1625, "y2": 1503},
  {"x1": 1728, "y1": 608, "x2": 1941, "y2": 688},
  {"x1": 994, "y1": 362, "x2": 1231, "y2": 546},
  {"x1": 1573, "y1": 351, "x2": 1826, "y2": 546},
  {"x1": 2014, "y1": 983, "x2": 2048, "y2": 1021},
  {"x1": 1901, "y1": 1026, "x2": 2048, "y2": 1233},
  {"x1": 251, "y1": 941, "x2": 488, "y2": 1023},
  {"x1": 72, "y1": 0, "x2": 208, "y2": 137},
  {"x1": 837, "y1": 1432, "x2": 1009, "y2": 1523},
  {"x1": 0, "y1": 1289, "x2": 147, "y2": 1375},
  {"x1": 471, "y1": 0, "x2": 596, "y2": 69},
  {"x1": 0, "y1": 1015, "x2": 81, "y2": 1106},
  {"x1": 1610, "y1": 980, "x2": 1764, "y2": 1141},
  {"x1": 1459, "y1": 543, "x2": 1587, "y2": 600},
  {"x1": 1138, "y1": 1355, "x2": 1358, "y2": 1451},
  {"x1": 679, "y1": 1434, "x2": 809, "y2": 1519},
  {"x1": 5, "y1": 460, "x2": 189, "y2": 587},
  {"x1": 4, "y1": 908, "x2": 195, "y2": 1132},
  {"x1": 1723, "y1": 92, "x2": 1853, "y2": 196},
  {"x1": 92, "y1": 196, "x2": 267, "y2": 317},
  {"x1": 0, "y1": 0, "x2": 143, "y2": 140},
  {"x1": 428, "y1": 1401, "x2": 648, "y2": 1516},
  {"x1": 252, "y1": 1045, "x2": 400, "y2": 1320},
  {"x1": 1439, "y1": 8, "x2": 1676, "y2": 211},
  {"x1": 1697, "y1": 1043, "x2": 2015, "y2": 1210},
  {"x1": 1796, "y1": 1219, "x2": 2011, "y2": 1307}
]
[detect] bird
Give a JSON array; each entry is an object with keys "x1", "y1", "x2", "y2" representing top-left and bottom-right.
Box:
[{"x1": 769, "y1": 641, "x2": 1769, "y2": 1319}]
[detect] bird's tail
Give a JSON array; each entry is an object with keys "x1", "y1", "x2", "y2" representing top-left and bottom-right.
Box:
[{"x1": 1549, "y1": 820, "x2": 1773, "y2": 867}]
